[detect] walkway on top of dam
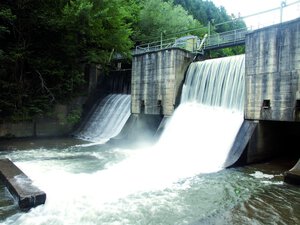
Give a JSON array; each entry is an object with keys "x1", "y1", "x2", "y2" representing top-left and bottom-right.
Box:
[
  {"x1": 134, "y1": 1, "x2": 300, "y2": 54},
  {"x1": 134, "y1": 28, "x2": 247, "y2": 54}
]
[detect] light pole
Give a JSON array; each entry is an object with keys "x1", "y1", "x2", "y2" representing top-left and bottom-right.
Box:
[{"x1": 280, "y1": 1, "x2": 287, "y2": 23}]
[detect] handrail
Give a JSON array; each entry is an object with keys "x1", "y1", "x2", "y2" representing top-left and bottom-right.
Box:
[
  {"x1": 134, "y1": 28, "x2": 249, "y2": 54},
  {"x1": 133, "y1": 2, "x2": 299, "y2": 54},
  {"x1": 205, "y1": 28, "x2": 248, "y2": 49},
  {"x1": 135, "y1": 38, "x2": 177, "y2": 54}
]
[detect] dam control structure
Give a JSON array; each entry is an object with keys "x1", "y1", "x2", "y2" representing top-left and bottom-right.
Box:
[{"x1": 117, "y1": 18, "x2": 300, "y2": 183}]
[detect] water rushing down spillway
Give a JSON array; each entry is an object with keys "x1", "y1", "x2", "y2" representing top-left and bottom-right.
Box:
[
  {"x1": 75, "y1": 94, "x2": 131, "y2": 143},
  {"x1": 156, "y1": 54, "x2": 245, "y2": 173},
  {"x1": 3, "y1": 55, "x2": 288, "y2": 225},
  {"x1": 181, "y1": 54, "x2": 245, "y2": 110}
]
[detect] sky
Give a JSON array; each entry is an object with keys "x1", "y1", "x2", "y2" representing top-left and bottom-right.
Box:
[{"x1": 211, "y1": 0, "x2": 300, "y2": 29}]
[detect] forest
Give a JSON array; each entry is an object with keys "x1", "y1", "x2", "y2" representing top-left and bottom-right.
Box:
[{"x1": 0, "y1": 0, "x2": 246, "y2": 121}]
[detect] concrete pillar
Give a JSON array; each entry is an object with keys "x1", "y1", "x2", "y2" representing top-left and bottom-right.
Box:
[
  {"x1": 131, "y1": 48, "x2": 194, "y2": 116},
  {"x1": 245, "y1": 18, "x2": 300, "y2": 121},
  {"x1": 0, "y1": 158, "x2": 46, "y2": 209}
]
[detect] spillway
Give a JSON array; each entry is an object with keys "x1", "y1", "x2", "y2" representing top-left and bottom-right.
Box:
[
  {"x1": 156, "y1": 54, "x2": 245, "y2": 173},
  {"x1": 2, "y1": 55, "x2": 299, "y2": 225},
  {"x1": 75, "y1": 94, "x2": 131, "y2": 143}
]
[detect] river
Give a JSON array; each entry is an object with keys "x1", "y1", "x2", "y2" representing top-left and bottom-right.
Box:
[{"x1": 0, "y1": 137, "x2": 299, "y2": 225}]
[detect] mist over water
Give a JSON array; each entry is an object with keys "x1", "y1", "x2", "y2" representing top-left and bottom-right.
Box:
[{"x1": 156, "y1": 103, "x2": 244, "y2": 174}]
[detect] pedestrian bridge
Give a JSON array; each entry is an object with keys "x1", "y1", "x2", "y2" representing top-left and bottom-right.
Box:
[
  {"x1": 134, "y1": 0, "x2": 300, "y2": 54},
  {"x1": 134, "y1": 27, "x2": 248, "y2": 54}
]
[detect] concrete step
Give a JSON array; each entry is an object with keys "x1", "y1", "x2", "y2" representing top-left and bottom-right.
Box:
[{"x1": 0, "y1": 158, "x2": 46, "y2": 210}]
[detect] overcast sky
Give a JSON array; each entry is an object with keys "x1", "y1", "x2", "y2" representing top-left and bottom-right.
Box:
[{"x1": 211, "y1": 0, "x2": 300, "y2": 28}]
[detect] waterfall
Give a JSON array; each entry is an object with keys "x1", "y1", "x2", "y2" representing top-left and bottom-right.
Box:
[
  {"x1": 181, "y1": 54, "x2": 245, "y2": 110},
  {"x1": 156, "y1": 54, "x2": 245, "y2": 173},
  {"x1": 75, "y1": 94, "x2": 131, "y2": 143}
]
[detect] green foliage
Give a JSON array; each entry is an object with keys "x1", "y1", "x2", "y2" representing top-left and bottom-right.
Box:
[
  {"x1": 172, "y1": 0, "x2": 246, "y2": 31},
  {"x1": 206, "y1": 46, "x2": 245, "y2": 59},
  {"x1": 0, "y1": 0, "x2": 247, "y2": 122},
  {"x1": 0, "y1": 0, "x2": 134, "y2": 121},
  {"x1": 135, "y1": 0, "x2": 205, "y2": 43},
  {"x1": 67, "y1": 108, "x2": 82, "y2": 125},
  {"x1": 171, "y1": 0, "x2": 246, "y2": 57},
  {"x1": 0, "y1": 6, "x2": 15, "y2": 37}
]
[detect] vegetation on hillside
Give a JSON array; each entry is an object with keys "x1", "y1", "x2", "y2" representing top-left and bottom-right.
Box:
[
  {"x1": 171, "y1": 0, "x2": 246, "y2": 57},
  {"x1": 0, "y1": 0, "x2": 246, "y2": 121}
]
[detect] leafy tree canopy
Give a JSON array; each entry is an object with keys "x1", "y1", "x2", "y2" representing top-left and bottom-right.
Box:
[
  {"x1": 0, "y1": 0, "x2": 135, "y2": 120},
  {"x1": 172, "y1": 0, "x2": 246, "y2": 32},
  {"x1": 0, "y1": 0, "x2": 246, "y2": 121},
  {"x1": 134, "y1": 0, "x2": 205, "y2": 44},
  {"x1": 170, "y1": 0, "x2": 246, "y2": 57}
]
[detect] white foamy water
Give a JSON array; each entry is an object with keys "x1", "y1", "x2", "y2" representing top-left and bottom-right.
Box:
[
  {"x1": 75, "y1": 94, "x2": 131, "y2": 143},
  {"x1": 250, "y1": 171, "x2": 275, "y2": 179},
  {"x1": 1, "y1": 55, "x2": 246, "y2": 225},
  {"x1": 3, "y1": 103, "x2": 243, "y2": 225},
  {"x1": 156, "y1": 103, "x2": 244, "y2": 174}
]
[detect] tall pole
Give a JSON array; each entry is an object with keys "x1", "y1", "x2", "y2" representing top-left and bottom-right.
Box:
[
  {"x1": 160, "y1": 32, "x2": 163, "y2": 49},
  {"x1": 208, "y1": 21, "x2": 211, "y2": 46},
  {"x1": 280, "y1": 1, "x2": 287, "y2": 23}
]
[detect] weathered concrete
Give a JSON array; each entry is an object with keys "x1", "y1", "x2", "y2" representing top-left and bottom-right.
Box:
[
  {"x1": 242, "y1": 120, "x2": 300, "y2": 164},
  {"x1": 245, "y1": 18, "x2": 300, "y2": 121},
  {"x1": 0, "y1": 122, "x2": 35, "y2": 138},
  {"x1": 224, "y1": 120, "x2": 258, "y2": 167},
  {"x1": 0, "y1": 98, "x2": 85, "y2": 139},
  {"x1": 0, "y1": 158, "x2": 46, "y2": 209},
  {"x1": 240, "y1": 19, "x2": 300, "y2": 166},
  {"x1": 154, "y1": 116, "x2": 171, "y2": 139},
  {"x1": 284, "y1": 158, "x2": 300, "y2": 185},
  {"x1": 131, "y1": 48, "x2": 194, "y2": 116}
]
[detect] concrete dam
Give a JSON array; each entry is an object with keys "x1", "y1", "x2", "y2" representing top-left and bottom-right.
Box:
[{"x1": 112, "y1": 18, "x2": 300, "y2": 182}]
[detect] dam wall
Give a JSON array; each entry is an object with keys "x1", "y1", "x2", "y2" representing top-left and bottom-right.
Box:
[
  {"x1": 111, "y1": 48, "x2": 194, "y2": 146},
  {"x1": 131, "y1": 48, "x2": 194, "y2": 116},
  {"x1": 242, "y1": 18, "x2": 300, "y2": 165},
  {"x1": 245, "y1": 18, "x2": 300, "y2": 121}
]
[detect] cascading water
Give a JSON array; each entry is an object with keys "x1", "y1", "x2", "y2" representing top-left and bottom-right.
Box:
[
  {"x1": 181, "y1": 54, "x2": 245, "y2": 110},
  {"x1": 0, "y1": 55, "x2": 250, "y2": 225},
  {"x1": 155, "y1": 54, "x2": 245, "y2": 173},
  {"x1": 75, "y1": 94, "x2": 131, "y2": 143}
]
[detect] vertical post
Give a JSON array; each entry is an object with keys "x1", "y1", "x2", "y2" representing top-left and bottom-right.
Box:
[
  {"x1": 160, "y1": 32, "x2": 163, "y2": 49},
  {"x1": 208, "y1": 21, "x2": 211, "y2": 46},
  {"x1": 234, "y1": 29, "x2": 237, "y2": 43},
  {"x1": 280, "y1": 1, "x2": 286, "y2": 23}
]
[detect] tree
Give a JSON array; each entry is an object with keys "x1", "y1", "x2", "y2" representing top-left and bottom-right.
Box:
[
  {"x1": 172, "y1": 0, "x2": 246, "y2": 57},
  {"x1": 172, "y1": 0, "x2": 246, "y2": 31},
  {"x1": 0, "y1": 0, "x2": 135, "y2": 120},
  {"x1": 135, "y1": 0, "x2": 204, "y2": 44}
]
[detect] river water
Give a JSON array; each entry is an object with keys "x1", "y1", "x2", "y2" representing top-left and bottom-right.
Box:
[
  {"x1": 1, "y1": 55, "x2": 299, "y2": 224},
  {"x1": 0, "y1": 137, "x2": 299, "y2": 225}
]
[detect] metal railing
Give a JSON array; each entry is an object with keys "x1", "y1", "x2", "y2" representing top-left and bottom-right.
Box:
[
  {"x1": 133, "y1": 1, "x2": 300, "y2": 54},
  {"x1": 204, "y1": 28, "x2": 249, "y2": 50},
  {"x1": 135, "y1": 38, "x2": 177, "y2": 54},
  {"x1": 134, "y1": 28, "x2": 249, "y2": 54}
]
